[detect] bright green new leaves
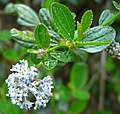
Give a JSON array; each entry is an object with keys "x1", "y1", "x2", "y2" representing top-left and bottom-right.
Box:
[
  {"x1": 34, "y1": 24, "x2": 50, "y2": 48},
  {"x1": 13, "y1": 4, "x2": 40, "y2": 26},
  {"x1": 11, "y1": 28, "x2": 36, "y2": 48},
  {"x1": 99, "y1": 10, "x2": 114, "y2": 26},
  {"x1": 113, "y1": 1, "x2": 120, "y2": 11},
  {"x1": 51, "y1": 3, "x2": 75, "y2": 41},
  {"x1": 39, "y1": 8, "x2": 56, "y2": 30},
  {"x1": 76, "y1": 22, "x2": 82, "y2": 41},
  {"x1": 42, "y1": 57, "x2": 58, "y2": 70},
  {"x1": 77, "y1": 10, "x2": 93, "y2": 41},
  {"x1": 80, "y1": 26, "x2": 116, "y2": 53},
  {"x1": 50, "y1": 51, "x2": 74, "y2": 63},
  {"x1": 44, "y1": 0, "x2": 60, "y2": 10},
  {"x1": 27, "y1": 49, "x2": 38, "y2": 54},
  {"x1": 70, "y1": 63, "x2": 88, "y2": 89},
  {"x1": 81, "y1": 10, "x2": 93, "y2": 33}
]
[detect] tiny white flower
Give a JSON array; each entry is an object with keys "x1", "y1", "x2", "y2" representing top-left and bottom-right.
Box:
[{"x1": 6, "y1": 59, "x2": 53, "y2": 110}]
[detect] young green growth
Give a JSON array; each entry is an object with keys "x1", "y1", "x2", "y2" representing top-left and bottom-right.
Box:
[
  {"x1": 51, "y1": 2, "x2": 75, "y2": 41},
  {"x1": 34, "y1": 24, "x2": 50, "y2": 48}
]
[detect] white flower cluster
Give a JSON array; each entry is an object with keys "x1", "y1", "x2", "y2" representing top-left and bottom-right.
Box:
[{"x1": 5, "y1": 60, "x2": 53, "y2": 110}]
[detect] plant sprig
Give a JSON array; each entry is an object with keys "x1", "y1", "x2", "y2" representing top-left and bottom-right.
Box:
[{"x1": 5, "y1": 1, "x2": 120, "y2": 70}]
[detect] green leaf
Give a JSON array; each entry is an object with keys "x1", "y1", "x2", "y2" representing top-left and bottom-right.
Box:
[
  {"x1": 50, "y1": 51, "x2": 74, "y2": 63},
  {"x1": 34, "y1": 24, "x2": 50, "y2": 48},
  {"x1": 4, "y1": 3, "x2": 15, "y2": 13},
  {"x1": 76, "y1": 22, "x2": 82, "y2": 41},
  {"x1": 13, "y1": 4, "x2": 40, "y2": 26},
  {"x1": 39, "y1": 8, "x2": 56, "y2": 30},
  {"x1": 2, "y1": 45, "x2": 26, "y2": 62},
  {"x1": 81, "y1": 10, "x2": 93, "y2": 32},
  {"x1": 13, "y1": 39, "x2": 37, "y2": 48},
  {"x1": 11, "y1": 28, "x2": 35, "y2": 42},
  {"x1": 58, "y1": 85, "x2": 71, "y2": 102},
  {"x1": 48, "y1": 30, "x2": 60, "y2": 46},
  {"x1": 0, "y1": 30, "x2": 11, "y2": 41},
  {"x1": 68, "y1": 100, "x2": 88, "y2": 114},
  {"x1": 74, "y1": 49, "x2": 88, "y2": 62},
  {"x1": 76, "y1": 10, "x2": 93, "y2": 41},
  {"x1": 113, "y1": 1, "x2": 120, "y2": 11},
  {"x1": 42, "y1": 57, "x2": 58, "y2": 70},
  {"x1": 43, "y1": 0, "x2": 60, "y2": 10},
  {"x1": 99, "y1": 10, "x2": 114, "y2": 25},
  {"x1": 30, "y1": 54, "x2": 42, "y2": 65},
  {"x1": 2, "y1": 49, "x2": 19, "y2": 61},
  {"x1": 71, "y1": 12, "x2": 76, "y2": 19},
  {"x1": 80, "y1": 26, "x2": 116, "y2": 53},
  {"x1": 0, "y1": 100, "x2": 24, "y2": 114},
  {"x1": 0, "y1": 43, "x2": 26, "y2": 62},
  {"x1": 27, "y1": 49, "x2": 38, "y2": 54},
  {"x1": 51, "y1": 3, "x2": 75, "y2": 41},
  {"x1": 73, "y1": 89, "x2": 90, "y2": 100},
  {"x1": 11, "y1": 28, "x2": 36, "y2": 48},
  {"x1": 96, "y1": 109, "x2": 113, "y2": 114},
  {"x1": 70, "y1": 62, "x2": 88, "y2": 89}
]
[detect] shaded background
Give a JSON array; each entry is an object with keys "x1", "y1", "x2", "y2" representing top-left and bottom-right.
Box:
[{"x1": 0, "y1": 0, "x2": 120, "y2": 114}]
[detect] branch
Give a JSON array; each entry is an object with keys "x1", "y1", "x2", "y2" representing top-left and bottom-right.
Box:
[{"x1": 98, "y1": 51, "x2": 107, "y2": 111}]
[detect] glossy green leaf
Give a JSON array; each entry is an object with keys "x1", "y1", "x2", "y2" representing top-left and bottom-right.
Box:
[
  {"x1": 99, "y1": 10, "x2": 114, "y2": 25},
  {"x1": 42, "y1": 57, "x2": 58, "y2": 70},
  {"x1": 50, "y1": 51, "x2": 74, "y2": 63},
  {"x1": 39, "y1": 8, "x2": 56, "y2": 30},
  {"x1": 51, "y1": 3, "x2": 75, "y2": 40},
  {"x1": 68, "y1": 100, "x2": 88, "y2": 114},
  {"x1": 14, "y1": 4, "x2": 40, "y2": 26},
  {"x1": 80, "y1": 26, "x2": 116, "y2": 53},
  {"x1": 71, "y1": 12, "x2": 76, "y2": 19},
  {"x1": 76, "y1": 10, "x2": 93, "y2": 41},
  {"x1": 113, "y1": 1, "x2": 120, "y2": 11},
  {"x1": 73, "y1": 89, "x2": 90, "y2": 100},
  {"x1": 34, "y1": 24, "x2": 50, "y2": 48},
  {"x1": 76, "y1": 22, "x2": 83, "y2": 41},
  {"x1": 70, "y1": 62, "x2": 88, "y2": 89},
  {"x1": 44, "y1": 0, "x2": 60, "y2": 9},
  {"x1": 81, "y1": 10, "x2": 93, "y2": 32},
  {"x1": 0, "y1": 30, "x2": 11, "y2": 41}
]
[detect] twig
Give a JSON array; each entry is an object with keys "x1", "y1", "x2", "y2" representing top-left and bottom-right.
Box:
[
  {"x1": 98, "y1": 51, "x2": 106, "y2": 111},
  {"x1": 0, "y1": 11, "x2": 11, "y2": 16},
  {"x1": 86, "y1": 73, "x2": 99, "y2": 90}
]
